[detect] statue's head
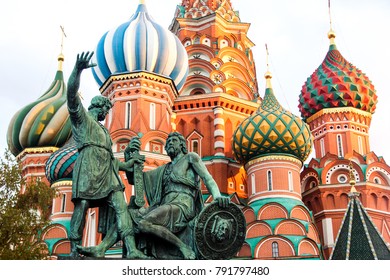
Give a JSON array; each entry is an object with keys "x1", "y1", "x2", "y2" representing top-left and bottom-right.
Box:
[
  {"x1": 165, "y1": 132, "x2": 188, "y2": 159},
  {"x1": 88, "y1": 96, "x2": 112, "y2": 121}
]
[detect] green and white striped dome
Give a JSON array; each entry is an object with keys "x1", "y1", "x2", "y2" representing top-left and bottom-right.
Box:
[{"x1": 7, "y1": 55, "x2": 72, "y2": 156}]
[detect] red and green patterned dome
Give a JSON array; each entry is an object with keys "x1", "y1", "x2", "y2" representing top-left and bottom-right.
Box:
[
  {"x1": 233, "y1": 73, "x2": 312, "y2": 163},
  {"x1": 299, "y1": 32, "x2": 377, "y2": 120}
]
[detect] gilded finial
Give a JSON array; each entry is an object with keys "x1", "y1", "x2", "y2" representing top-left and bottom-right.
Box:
[
  {"x1": 58, "y1": 25, "x2": 67, "y2": 71},
  {"x1": 327, "y1": 0, "x2": 336, "y2": 45},
  {"x1": 264, "y1": 44, "x2": 272, "y2": 89},
  {"x1": 348, "y1": 161, "x2": 358, "y2": 194},
  {"x1": 139, "y1": 0, "x2": 146, "y2": 4}
]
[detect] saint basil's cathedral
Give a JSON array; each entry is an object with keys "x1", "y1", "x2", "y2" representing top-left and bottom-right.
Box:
[{"x1": 6, "y1": 0, "x2": 390, "y2": 260}]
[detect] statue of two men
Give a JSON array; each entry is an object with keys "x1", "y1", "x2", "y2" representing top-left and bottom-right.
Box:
[{"x1": 67, "y1": 52, "x2": 229, "y2": 259}]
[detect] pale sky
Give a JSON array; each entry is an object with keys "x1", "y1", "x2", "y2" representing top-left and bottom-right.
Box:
[{"x1": 1, "y1": 0, "x2": 389, "y2": 162}]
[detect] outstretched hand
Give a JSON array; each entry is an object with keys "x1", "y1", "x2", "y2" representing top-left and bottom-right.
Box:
[
  {"x1": 215, "y1": 196, "x2": 230, "y2": 208},
  {"x1": 75, "y1": 51, "x2": 97, "y2": 72}
]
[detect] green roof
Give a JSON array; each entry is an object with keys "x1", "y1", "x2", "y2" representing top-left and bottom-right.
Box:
[
  {"x1": 331, "y1": 195, "x2": 390, "y2": 260},
  {"x1": 249, "y1": 197, "x2": 310, "y2": 218}
]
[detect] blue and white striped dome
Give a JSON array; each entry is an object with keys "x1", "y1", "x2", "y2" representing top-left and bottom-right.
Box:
[{"x1": 92, "y1": 3, "x2": 189, "y2": 91}]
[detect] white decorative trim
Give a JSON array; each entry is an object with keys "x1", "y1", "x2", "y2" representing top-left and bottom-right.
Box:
[
  {"x1": 325, "y1": 164, "x2": 360, "y2": 184},
  {"x1": 214, "y1": 129, "x2": 225, "y2": 137},
  {"x1": 213, "y1": 118, "x2": 224, "y2": 126},
  {"x1": 321, "y1": 218, "x2": 334, "y2": 247},
  {"x1": 366, "y1": 166, "x2": 390, "y2": 184},
  {"x1": 214, "y1": 141, "x2": 225, "y2": 149},
  {"x1": 213, "y1": 107, "x2": 224, "y2": 115}
]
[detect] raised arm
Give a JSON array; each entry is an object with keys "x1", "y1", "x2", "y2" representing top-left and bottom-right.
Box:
[{"x1": 67, "y1": 51, "x2": 96, "y2": 109}]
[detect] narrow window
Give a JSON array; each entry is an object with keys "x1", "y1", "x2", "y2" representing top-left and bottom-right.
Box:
[
  {"x1": 150, "y1": 103, "x2": 156, "y2": 129},
  {"x1": 125, "y1": 102, "x2": 131, "y2": 129},
  {"x1": 192, "y1": 140, "x2": 199, "y2": 154},
  {"x1": 272, "y1": 242, "x2": 279, "y2": 258},
  {"x1": 267, "y1": 170, "x2": 273, "y2": 191},
  {"x1": 320, "y1": 138, "x2": 325, "y2": 157},
  {"x1": 288, "y1": 171, "x2": 293, "y2": 192},
  {"x1": 337, "y1": 134, "x2": 344, "y2": 157},
  {"x1": 87, "y1": 212, "x2": 96, "y2": 247},
  {"x1": 251, "y1": 174, "x2": 256, "y2": 195},
  {"x1": 61, "y1": 194, "x2": 66, "y2": 213},
  {"x1": 358, "y1": 136, "x2": 363, "y2": 154}
]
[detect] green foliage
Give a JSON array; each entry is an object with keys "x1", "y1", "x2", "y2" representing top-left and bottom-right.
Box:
[{"x1": 0, "y1": 150, "x2": 57, "y2": 260}]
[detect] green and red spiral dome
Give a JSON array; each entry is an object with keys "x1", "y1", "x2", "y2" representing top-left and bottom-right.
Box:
[{"x1": 299, "y1": 32, "x2": 377, "y2": 120}]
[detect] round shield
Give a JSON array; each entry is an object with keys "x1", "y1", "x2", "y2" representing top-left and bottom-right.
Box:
[{"x1": 195, "y1": 201, "x2": 246, "y2": 259}]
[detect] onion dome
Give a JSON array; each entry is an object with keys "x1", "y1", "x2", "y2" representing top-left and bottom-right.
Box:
[
  {"x1": 177, "y1": 0, "x2": 240, "y2": 22},
  {"x1": 233, "y1": 72, "x2": 312, "y2": 163},
  {"x1": 299, "y1": 30, "x2": 377, "y2": 120},
  {"x1": 7, "y1": 55, "x2": 72, "y2": 156},
  {"x1": 92, "y1": 1, "x2": 189, "y2": 91},
  {"x1": 45, "y1": 139, "x2": 78, "y2": 184}
]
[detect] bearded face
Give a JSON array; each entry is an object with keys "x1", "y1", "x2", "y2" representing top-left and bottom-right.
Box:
[{"x1": 165, "y1": 136, "x2": 182, "y2": 159}]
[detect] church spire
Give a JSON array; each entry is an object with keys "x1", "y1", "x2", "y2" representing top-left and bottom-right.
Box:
[
  {"x1": 264, "y1": 44, "x2": 272, "y2": 89},
  {"x1": 327, "y1": 0, "x2": 336, "y2": 46},
  {"x1": 58, "y1": 25, "x2": 66, "y2": 71}
]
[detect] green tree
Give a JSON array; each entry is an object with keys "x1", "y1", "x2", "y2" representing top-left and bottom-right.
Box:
[{"x1": 0, "y1": 150, "x2": 56, "y2": 259}]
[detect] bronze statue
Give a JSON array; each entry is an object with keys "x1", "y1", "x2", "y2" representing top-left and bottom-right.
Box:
[
  {"x1": 77, "y1": 132, "x2": 231, "y2": 259},
  {"x1": 67, "y1": 52, "x2": 148, "y2": 259}
]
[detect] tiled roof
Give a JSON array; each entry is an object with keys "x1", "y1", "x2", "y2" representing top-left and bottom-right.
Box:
[{"x1": 330, "y1": 193, "x2": 390, "y2": 260}]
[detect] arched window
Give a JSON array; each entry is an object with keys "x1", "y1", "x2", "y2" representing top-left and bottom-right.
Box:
[
  {"x1": 272, "y1": 242, "x2": 279, "y2": 258},
  {"x1": 125, "y1": 102, "x2": 131, "y2": 129},
  {"x1": 150, "y1": 103, "x2": 156, "y2": 130},
  {"x1": 267, "y1": 170, "x2": 273, "y2": 191},
  {"x1": 192, "y1": 140, "x2": 199, "y2": 154}
]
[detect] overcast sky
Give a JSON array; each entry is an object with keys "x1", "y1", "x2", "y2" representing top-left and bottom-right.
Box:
[{"x1": 1, "y1": 0, "x2": 389, "y2": 162}]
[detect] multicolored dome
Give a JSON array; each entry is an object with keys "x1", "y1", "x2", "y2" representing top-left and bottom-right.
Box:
[
  {"x1": 299, "y1": 31, "x2": 377, "y2": 120},
  {"x1": 45, "y1": 140, "x2": 78, "y2": 184},
  {"x1": 7, "y1": 55, "x2": 72, "y2": 156},
  {"x1": 176, "y1": 0, "x2": 240, "y2": 22},
  {"x1": 233, "y1": 72, "x2": 312, "y2": 163},
  {"x1": 92, "y1": 2, "x2": 189, "y2": 91}
]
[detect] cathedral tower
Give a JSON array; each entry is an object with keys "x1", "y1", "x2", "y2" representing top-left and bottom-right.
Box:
[
  {"x1": 169, "y1": 0, "x2": 259, "y2": 198},
  {"x1": 232, "y1": 70, "x2": 321, "y2": 259},
  {"x1": 299, "y1": 29, "x2": 390, "y2": 259}
]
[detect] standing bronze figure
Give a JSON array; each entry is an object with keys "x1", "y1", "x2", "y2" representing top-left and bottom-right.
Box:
[{"x1": 67, "y1": 52, "x2": 148, "y2": 259}]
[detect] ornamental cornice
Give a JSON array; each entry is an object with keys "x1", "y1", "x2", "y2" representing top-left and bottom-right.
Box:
[
  {"x1": 306, "y1": 107, "x2": 372, "y2": 123},
  {"x1": 100, "y1": 71, "x2": 178, "y2": 95},
  {"x1": 246, "y1": 154, "x2": 302, "y2": 168},
  {"x1": 17, "y1": 147, "x2": 59, "y2": 160},
  {"x1": 51, "y1": 180, "x2": 72, "y2": 188}
]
